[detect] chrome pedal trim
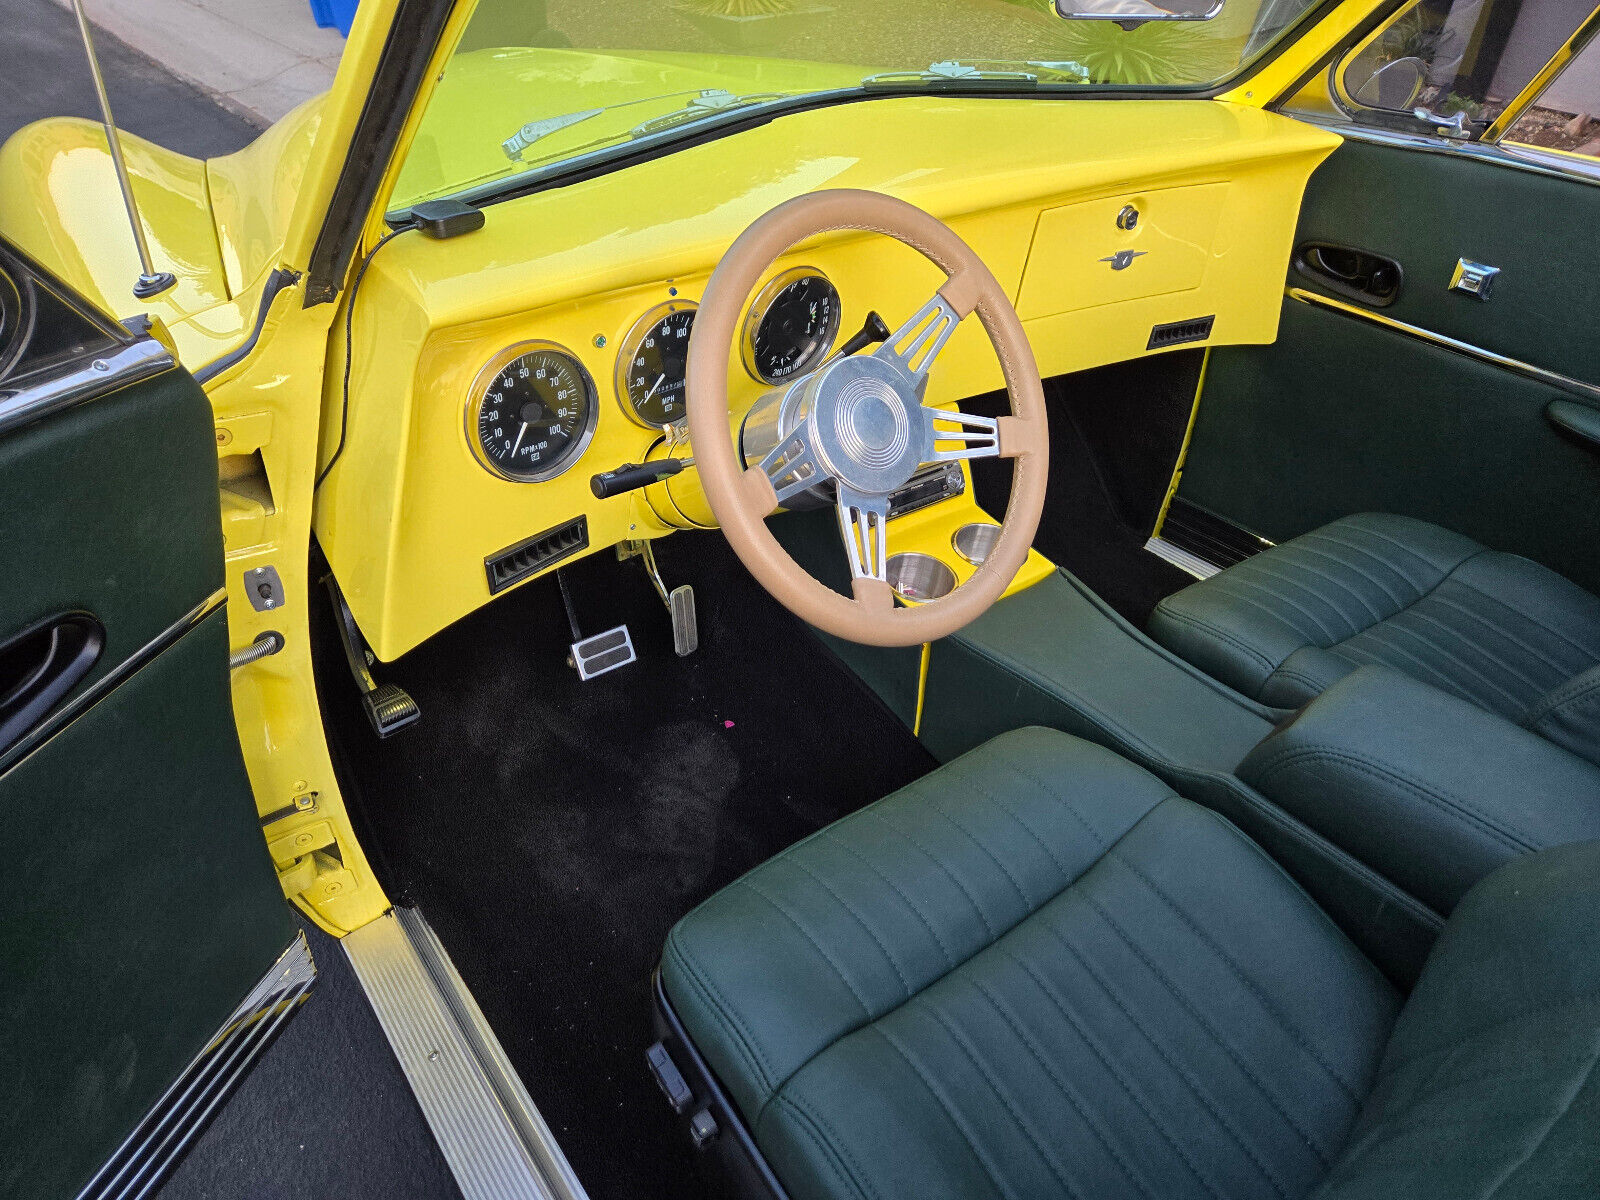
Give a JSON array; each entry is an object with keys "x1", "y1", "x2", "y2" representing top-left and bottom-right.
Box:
[
  {"x1": 344, "y1": 908, "x2": 587, "y2": 1200},
  {"x1": 76, "y1": 932, "x2": 317, "y2": 1200},
  {"x1": 1144, "y1": 536, "x2": 1222, "y2": 580}
]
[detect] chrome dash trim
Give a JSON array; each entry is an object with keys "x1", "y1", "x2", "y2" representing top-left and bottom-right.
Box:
[
  {"x1": 344, "y1": 907, "x2": 588, "y2": 1200},
  {"x1": 1286, "y1": 288, "x2": 1600, "y2": 404},
  {"x1": 0, "y1": 339, "x2": 174, "y2": 438},
  {"x1": 0, "y1": 588, "x2": 227, "y2": 778},
  {"x1": 76, "y1": 932, "x2": 317, "y2": 1200},
  {"x1": 1144, "y1": 536, "x2": 1222, "y2": 580}
]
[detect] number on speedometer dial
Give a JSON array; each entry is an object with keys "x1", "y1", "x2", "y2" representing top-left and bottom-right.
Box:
[
  {"x1": 616, "y1": 301, "x2": 695, "y2": 428},
  {"x1": 467, "y1": 343, "x2": 598, "y2": 482}
]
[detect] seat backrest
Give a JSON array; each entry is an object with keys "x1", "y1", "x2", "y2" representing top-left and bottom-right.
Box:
[{"x1": 1314, "y1": 840, "x2": 1600, "y2": 1198}]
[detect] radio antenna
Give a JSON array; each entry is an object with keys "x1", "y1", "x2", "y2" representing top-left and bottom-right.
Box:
[{"x1": 69, "y1": 0, "x2": 176, "y2": 300}]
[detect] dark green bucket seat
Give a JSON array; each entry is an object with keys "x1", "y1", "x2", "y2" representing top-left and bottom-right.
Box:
[{"x1": 661, "y1": 727, "x2": 1600, "y2": 1200}]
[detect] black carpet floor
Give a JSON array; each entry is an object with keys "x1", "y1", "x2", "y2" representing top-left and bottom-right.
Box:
[{"x1": 311, "y1": 530, "x2": 935, "y2": 1199}]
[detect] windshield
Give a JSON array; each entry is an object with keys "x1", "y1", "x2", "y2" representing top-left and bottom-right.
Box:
[{"x1": 389, "y1": 0, "x2": 1321, "y2": 214}]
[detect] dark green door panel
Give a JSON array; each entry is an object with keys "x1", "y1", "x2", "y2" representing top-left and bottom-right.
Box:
[
  {"x1": 1181, "y1": 298, "x2": 1600, "y2": 592},
  {"x1": 1286, "y1": 139, "x2": 1600, "y2": 386},
  {"x1": 1176, "y1": 135, "x2": 1600, "y2": 591},
  {"x1": 0, "y1": 609, "x2": 295, "y2": 1200},
  {"x1": 0, "y1": 240, "x2": 293, "y2": 1199},
  {"x1": 0, "y1": 362, "x2": 226, "y2": 742}
]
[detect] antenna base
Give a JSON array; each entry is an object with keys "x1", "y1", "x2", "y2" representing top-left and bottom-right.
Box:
[{"x1": 133, "y1": 272, "x2": 177, "y2": 300}]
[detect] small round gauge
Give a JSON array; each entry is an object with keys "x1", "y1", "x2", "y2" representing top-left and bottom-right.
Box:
[
  {"x1": 466, "y1": 342, "x2": 598, "y2": 483},
  {"x1": 742, "y1": 268, "x2": 841, "y2": 385},
  {"x1": 615, "y1": 300, "x2": 696, "y2": 428}
]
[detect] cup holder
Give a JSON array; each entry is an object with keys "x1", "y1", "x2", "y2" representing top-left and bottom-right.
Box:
[
  {"x1": 952, "y1": 522, "x2": 1001, "y2": 566},
  {"x1": 885, "y1": 553, "x2": 958, "y2": 602}
]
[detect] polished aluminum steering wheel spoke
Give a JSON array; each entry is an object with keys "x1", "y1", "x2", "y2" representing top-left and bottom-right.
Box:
[
  {"x1": 836, "y1": 483, "x2": 890, "y2": 584},
  {"x1": 873, "y1": 292, "x2": 964, "y2": 392},
  {"x1": 922, "y1": 406, "x2": 1001, "y2": 461},
  {"x1": 755, "y1": 422, "x2": 828, "y2": 506}
]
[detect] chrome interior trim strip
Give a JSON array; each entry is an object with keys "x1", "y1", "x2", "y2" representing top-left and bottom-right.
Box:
[
  {"x1": 77, "y1": 933, "x2": 317, "y2": 1200},
  {"x1": 0, "y1": 588, "x2": 227, "y2": 778},
  {"x1": 344, "y1": 908, "x2": 588, "y2": 1200},
  {"x1": 0, "y1": 339, "x2": 174, "y2": 437},
  {"x1": 1144, "y1": 536, "x2": 1222, "y2": 580},
  {"x1": 1286, "y1": 287, "x2": 1600, "y2": 403},
  {"x1": 1311, "y1": 120, "x2": 1600, "y2": 186}
]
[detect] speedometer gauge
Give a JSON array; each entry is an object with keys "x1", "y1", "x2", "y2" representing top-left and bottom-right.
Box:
[
  {"x1": 466, "y1": 342, "x2": 598, "y2": 482},
  {"x1": 742, "y1": 268, "x2": 841, "y2": 384},
  {"x1": 616, "y1": 300, "x2": 695, "y2": 428}
]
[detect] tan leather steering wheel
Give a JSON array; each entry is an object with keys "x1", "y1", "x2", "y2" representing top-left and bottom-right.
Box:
[{"x1": 686, "y1": 189, "x2": 1049, "y2": 647}]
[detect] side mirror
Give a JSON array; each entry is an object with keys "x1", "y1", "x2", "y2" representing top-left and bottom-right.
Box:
[
  {"x1": 1347, "y1": 55, "x2": 1427, "y2": 111},
  {"x1": 1054, "y1": 0, "x2": 1224, "y2": 29}
]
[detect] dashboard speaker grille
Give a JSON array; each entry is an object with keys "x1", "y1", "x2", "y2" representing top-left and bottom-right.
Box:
[
  {"x1": 1147, "y1": 315, "x2": 1214, "y2": 350},
  {"x1": 485, "y1": 516, "x2": 589, "y2": 595}
]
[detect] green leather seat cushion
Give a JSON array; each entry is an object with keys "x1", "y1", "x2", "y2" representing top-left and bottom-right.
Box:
[{"x1": 662, "y1": 728, "x2": 1400, "y2": 1200}]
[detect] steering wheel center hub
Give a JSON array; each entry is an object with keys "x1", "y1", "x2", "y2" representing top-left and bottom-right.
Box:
[{"x1": 806, "y1": 357, "x2": 922, "y2": 494}]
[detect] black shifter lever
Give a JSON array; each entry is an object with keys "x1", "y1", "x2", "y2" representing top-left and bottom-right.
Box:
[
  {"x1": 590, "y1": 458, "x2": 686, "y2": 499},
  {"x1": 836, "y1": 310, "x2": 892, "y2": 359}
]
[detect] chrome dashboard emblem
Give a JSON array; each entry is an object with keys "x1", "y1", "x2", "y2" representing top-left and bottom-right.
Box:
[{"x1": 1100, "y1": 249, "x2": 1148, "y2": 271}]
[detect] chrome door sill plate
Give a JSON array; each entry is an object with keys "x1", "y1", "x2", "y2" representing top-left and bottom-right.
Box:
[
  {"x1": 343, "y1": 907, "x2": 588, "y2": 1200},
  {"x1": 1144, "y1": 535, "x2": 1222, "y2": 580},
  {"x1": 77, "y1": 932, "x2": 317, "y2": 1200}
]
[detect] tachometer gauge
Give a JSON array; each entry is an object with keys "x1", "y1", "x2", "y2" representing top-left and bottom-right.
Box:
[
  {"x1": 466, "y1": 342, "x2": 598, "y2": 482},
  {"x1": 742, "y1": 268, "x2": 841, "y2": 385},
  {"x1": 616, "y1": 300, "x2": 695, "y2": 428}
]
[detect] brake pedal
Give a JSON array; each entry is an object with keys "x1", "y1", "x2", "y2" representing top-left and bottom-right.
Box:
[
  {"x1": 619, "y1": 539, "x2": 698, "y2": 657},
  {"x1": 325, "y1": 575, "x2": 420, "y2": 737}
]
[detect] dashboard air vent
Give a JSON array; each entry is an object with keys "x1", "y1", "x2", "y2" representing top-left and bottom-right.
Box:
[
  {"x1": 1147, "y1": 315, "x2": 1214, "y2": 350},
  {"x1": 485, "y1": 516, "x2": 589, "y2": 595}
]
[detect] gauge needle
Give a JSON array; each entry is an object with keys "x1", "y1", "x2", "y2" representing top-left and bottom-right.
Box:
[
  {"x1": 511, "y1": 421, "x2": 528, "y2": 456},
  {"x1": 643, "y1": 374, "x2": 666, "y2": 403}
]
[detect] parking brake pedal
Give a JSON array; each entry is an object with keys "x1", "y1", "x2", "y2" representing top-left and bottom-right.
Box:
[
  {"x1": 559, "y1": 570, "x2": 637, "y2": 680},
  {"x1": 619, "y1": 540, "x2": 698, "y2": 657},
  {"x1": 325, "y1": 576, "x2": 420, "y2": 737}
]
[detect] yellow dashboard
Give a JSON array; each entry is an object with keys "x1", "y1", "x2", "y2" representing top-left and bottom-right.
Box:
[{"x1": 312, "y1": 95, "x2": 1339, "y2": 662}]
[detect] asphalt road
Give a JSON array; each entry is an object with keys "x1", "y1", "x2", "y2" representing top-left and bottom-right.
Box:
[{"x1": 0, "y1": 0, "x2": 259, "y2": 154}]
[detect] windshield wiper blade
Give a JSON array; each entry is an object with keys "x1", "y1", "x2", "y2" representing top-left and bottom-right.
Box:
[
  {"x1": 862, "y1": 59, "x2": 1087, "y2": 88},
  {"x1": 502, "y1": 108, "x2": 606, "y2": 161},
  {"x1": 628, "y1": 89, "x2": 793, "y2": 137}
]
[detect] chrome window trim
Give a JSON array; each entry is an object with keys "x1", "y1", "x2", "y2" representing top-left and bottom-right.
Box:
[
  {"x1": 1295, "y1": 117, "x2": 1600, "y2": 187},
  {"x1": 0, "y1": 338, "x2": 175, "y2": 438},
  {"x1": 1286, "y1": 287, "x2": 1600, "y2": 403},
  {"x1": 75, "y1": 932, "x2": 317, "y2": 1200}
]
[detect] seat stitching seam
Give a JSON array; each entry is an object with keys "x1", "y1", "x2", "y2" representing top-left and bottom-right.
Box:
[
  {"x1": 784, "y1": 854, "x2": 915, "y2": 997},
  {"x1": 1056, "y1": 901, "x2": 1337, "y2": 1178},
  {"x1": 818, "y1": 828, "x2": 958, "y2": 969},
  {"x1": 994, "y1": 948, "x2": 1234, "y2": 1198},
  {"x1": 1337, "y1": 623, "x2": 1512, "y2": 710},
  {"x1": 738, "y1": 876, "x2": 875, "y2": 1018},
  {"x1": 864, "y1": 807, "x2": 999, "y2": 940},
  {"x1": 1443, "y1": 565, "x2": 1600, "y2": 661},
  {"x1": 1104, "y1": 852, "x2": 1364, "y2": 1100},
  {"x1": 992, "y1": 759, "x2": 1112, "y2": 854},
  {"x1": 870, "y1": 1023, "x2": 1030, "y2": 1200},
  {"x1": 914, "y1": 995, "x2": 1089, "y2": 1200},
  {"x1": 1249, "y1": 746, "x2": 1539, "y2": 852},
  {"x1": 1525, "y1": 672, "x2": 1600, "y2": 727},
  {"x1": 1317, "y1": 525, "x2": 1460, "y2": 576},
  {"x1": 768, "y1": 1092, "x2": 883, "y2": 1200},
  {"x1": 1210, "y1": 575, "x2": 1344, "y2": 643},
  {"x1": 1301, "y1": 530, "x2": 1437, "y2": 596},
  {"x1": 1402, "y1": 607, "x2": 1549, "y2": 699},
  {"x1": 919, "y1": 798, "x2": 1035, "y2": 909},
  {"x1": 1266, "y1": 664, "x2": 1336, "y2": 692},
  {"x1": 1360, "y1": 617, "x2": 1530, "y2": 711},
  {"x1": 1287, "y1": 538, "x2": 1413, "y2": 613},
  {"x1": 965, "y1": 974, "x2": 1166, "y2": 1200},
  {"x1": 1242, "y1": 549, "x2": 1392, "y2": 626},
  {"x1": 1425, "y1": 591, "x2": 1586, "y2": 680}
]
